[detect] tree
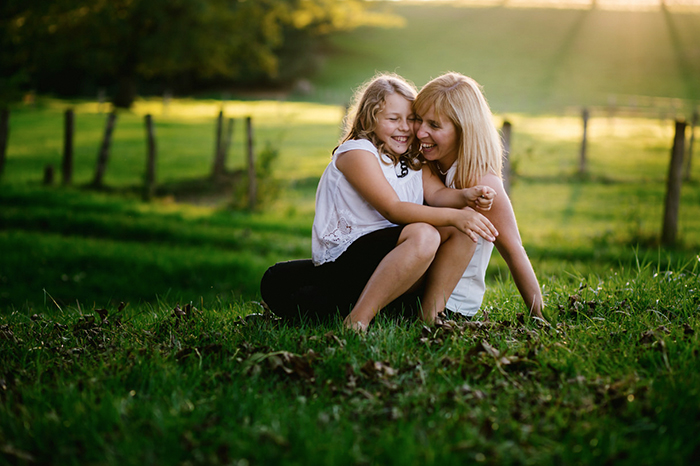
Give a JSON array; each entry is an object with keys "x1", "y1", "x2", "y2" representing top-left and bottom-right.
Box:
[{"x1": 0, "y1": 0, "x2": 403, "y2": 107}]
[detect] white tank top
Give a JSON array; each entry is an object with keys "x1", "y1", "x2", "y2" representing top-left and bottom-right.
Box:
[
  {"x1": 312, "y1": 139, "x2": 423, "y2": 265},
  {"x1": 444, "y1": 164, "x2": 493, "y2": 316}
]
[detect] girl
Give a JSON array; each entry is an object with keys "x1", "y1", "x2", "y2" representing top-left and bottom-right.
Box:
[
  {"x1": 261, "y1": 73, "x2": 497, "y2": 331},
  {"x1": 413, "y1": 72, "x2": 545, "y2": 321}
]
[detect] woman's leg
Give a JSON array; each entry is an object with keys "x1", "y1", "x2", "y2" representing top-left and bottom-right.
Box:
[
  {"x1": 419, "y1": 226, "x2": 476, "y2": 323},
  {"x1": 344, "y1": 223, "x2": 441, "y2": 330}
]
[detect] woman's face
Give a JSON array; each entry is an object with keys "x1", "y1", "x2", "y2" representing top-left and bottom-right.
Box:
[
  {"x1": 414, "y1": 104, "x2": 458, "y2": 171},
  {"x1": 374, "y1": 92, "x2": 414, "y2": 157}
]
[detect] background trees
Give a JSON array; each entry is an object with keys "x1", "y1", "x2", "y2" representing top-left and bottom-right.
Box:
[{"x1": 0, "y1": 0, "x2": 400, "y2": 107}]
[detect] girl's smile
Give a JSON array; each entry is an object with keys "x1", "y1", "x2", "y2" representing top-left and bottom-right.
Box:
[{"x1": 375, "y1": 92, "x2": 414, "y2": 157}]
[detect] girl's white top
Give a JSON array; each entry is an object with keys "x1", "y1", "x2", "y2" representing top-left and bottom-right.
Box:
[
  {"x1": 312, "y1": 139, "x2": 423, "y2": 265},
  {"x1": 444, "y1": 164, "x2": 494, "y2": 317}
]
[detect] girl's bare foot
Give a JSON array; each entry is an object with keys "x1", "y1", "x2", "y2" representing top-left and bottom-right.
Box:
[{"x1": 343, "y1": 316, "x2": 368, "y2": 333}]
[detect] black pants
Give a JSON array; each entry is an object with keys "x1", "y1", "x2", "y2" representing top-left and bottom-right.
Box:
[{"x1": 260, "y1": 226, "x2": 421, "y2": 322}]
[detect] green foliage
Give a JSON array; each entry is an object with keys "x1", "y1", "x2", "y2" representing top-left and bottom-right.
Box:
[
  {"x1": 1, "y1": 263, "x2": 699, "y2": 464},
  {"x1": 0, "y1": 0, "x2": 401, "y2": 107}
]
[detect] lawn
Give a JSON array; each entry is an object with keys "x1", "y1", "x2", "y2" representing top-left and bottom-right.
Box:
[{"x1": 2, "y1": 2, "x2": 700, "y2": 464}]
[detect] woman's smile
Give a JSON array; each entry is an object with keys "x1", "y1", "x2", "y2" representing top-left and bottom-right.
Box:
[{"x1": 415, "y1": 104, "x2": 458, "y2": 170}]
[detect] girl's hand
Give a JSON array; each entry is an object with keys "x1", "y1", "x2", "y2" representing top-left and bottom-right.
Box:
[
  {"x1": 454, "y1": 207, "x2": 498, "y2": 243},
  {"x1": 463, "y1": 185, "x2": 497, "y2": 211}
]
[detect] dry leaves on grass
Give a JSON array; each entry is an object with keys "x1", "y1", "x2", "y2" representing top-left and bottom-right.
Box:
[{"x1": 241, "y1": 350, "x2": 318, "y2": 382}]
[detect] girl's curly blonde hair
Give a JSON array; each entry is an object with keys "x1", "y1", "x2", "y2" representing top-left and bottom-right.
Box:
[{"x1": 339, "y1": 72, "x2": 422, "y2": 170}]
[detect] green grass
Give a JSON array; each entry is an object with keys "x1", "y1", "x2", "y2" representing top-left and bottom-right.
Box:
[
  {"x1": 1, "y1": 262, "x2": 699, "y2": 465},
  {"x1": 2, "y1": 3, "x2": 700, "y2": 462},
  {"x1": 308, "y1": 2, "x2": 700, "y2": 113},
  {"x1": 2, "y1": 102, "x2": 700, "y2": 311}
]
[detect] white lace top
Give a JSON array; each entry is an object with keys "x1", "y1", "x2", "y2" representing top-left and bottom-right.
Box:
[
  {"x1": 444, "y1": 164, "x2": 494, "y2": 317},
  {"x1": 312, "y1": 139, "x2": 423, "y2": 265}
]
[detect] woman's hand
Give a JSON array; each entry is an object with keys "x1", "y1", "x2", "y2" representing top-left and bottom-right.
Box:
[
  {"x1": 463, "y1": 185, "x2": 497, "y2": 211},
  {"x1": 452, "y1": 207, "x2": 498, "y2": 243}
]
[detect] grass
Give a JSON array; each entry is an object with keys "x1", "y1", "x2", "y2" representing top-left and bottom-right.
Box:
[
  {"x1": 1, "y1": 261, "x2": 699, "y2": 465},
  {"x1": 2, "y1": 100, "x2": 699, "y2": 464},
  {"x1": 2, "y1": 3, "x2": 700, "y2": 462},
  {"x1": 309, "y1": 2, "x2": 700, "y2": 113}
]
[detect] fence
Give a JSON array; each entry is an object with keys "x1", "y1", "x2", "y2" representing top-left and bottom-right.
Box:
[
  {"x1": 0, "y1": 97, "x2": 697, "y2": 244},
  {"x1": 0, "y1": 106, "x2": 260, "y2": 210},
  {"x1": 499, "y1": 104, "x2": 697, "y2": 246}
]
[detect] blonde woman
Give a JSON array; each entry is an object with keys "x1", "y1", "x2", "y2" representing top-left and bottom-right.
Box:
[
  {"x1": 261, "y1": 73, "x2": 497, "y2": 331},
  {"x1": 413, "y1": 72, "x2": 545, "y2": 321}
]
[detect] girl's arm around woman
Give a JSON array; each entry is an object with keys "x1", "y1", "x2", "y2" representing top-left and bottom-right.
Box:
[{"x1": 336, "y1": 149, "x2": 498, "y2": 243}]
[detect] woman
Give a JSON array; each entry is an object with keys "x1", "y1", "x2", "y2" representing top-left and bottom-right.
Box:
[{"x1": 414, "y1": 72, "x2": 545, "y2": 321}]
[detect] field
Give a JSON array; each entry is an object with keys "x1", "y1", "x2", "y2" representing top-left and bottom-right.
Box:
[
  {"x1": 309, "y1": 1, "x2": 700, "y2": 113},
  {"x1": 2, "y1": 2, "x2": 700, "y2": 465}
]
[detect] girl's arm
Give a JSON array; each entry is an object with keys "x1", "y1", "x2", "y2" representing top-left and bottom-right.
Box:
[
  {"x1": 422, "y1": 166, "x2": 496, "y2": 211},
  {"x1": 476, "y1": 173, "x2": 545, "y2": 320},
  {"x1": 336, "y1": 149, "x2": 498, "y2": 243}
]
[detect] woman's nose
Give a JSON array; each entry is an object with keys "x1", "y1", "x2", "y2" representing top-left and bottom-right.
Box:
[{"x1": 416, "y1": 122, "x2": 427, "y2": 139}]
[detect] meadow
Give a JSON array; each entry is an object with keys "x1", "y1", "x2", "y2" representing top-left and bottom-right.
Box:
[{"x1": 2, "y1": 2, "x2": 700, "y2": 464}]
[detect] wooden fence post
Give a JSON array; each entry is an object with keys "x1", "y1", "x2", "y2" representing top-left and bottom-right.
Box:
[
  {"x1": 43, "y1": 165, "x2": 54, "y2": 185},
  {"x1": 501, "y1": 120, "x2": 512, "y2": 195},
  {"x1": 579, "y1": 108, "x2": 589, "y2": 175},
  {"x1": 212, "y1": 110, "x2": 224, "y2": 179},
  {"x1": 97, "y1": 88, "x2": 106, "y2": 114},
  {"x1": 0, "y1": 108, "x2": 8, "y2": 180},
  {"x1": 93, "y1": 111, "x2": 117, "y2": 188},
  {"x1": 143, "y1": 114, "x2": 157, "y2": 201},
  {"x1": 661, "y1": 120, "x2": 686, "y2": 246},
  {"x1": 684, "y1": 109, "x2": 697, "y2": 181},
  {"x1": 246, "y1": 116, "x2": 257, "y2": 210},
  {"x1": 62, "y1": 108, "x2": 74, "y2": 186},
  {"x1": 212, "y1": 115, "x2": 234, "y2": 180},
  {"x1": 225, "y1": 117, "x2": 234, "y2": 163}
]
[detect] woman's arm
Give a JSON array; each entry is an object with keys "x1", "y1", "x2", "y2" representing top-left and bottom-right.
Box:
[
  {"x1": 335, "y1": 150, "x2": 498, "y2": 243},
  {"x1": 477, "y1": 173, "x2": 545, "y2": 319}
]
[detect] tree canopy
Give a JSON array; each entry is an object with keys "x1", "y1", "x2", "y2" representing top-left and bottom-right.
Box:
[{"x1": 0, "y1": 0, "x2": 403, "y2": 107}]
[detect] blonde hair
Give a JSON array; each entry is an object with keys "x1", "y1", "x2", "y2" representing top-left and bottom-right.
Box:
[
  {"x1": 339, "y1": 72, "x2": 422, "y2": 169},
  {"x1": 414, "y1": 72, "x2": 503, "y2": 189}
]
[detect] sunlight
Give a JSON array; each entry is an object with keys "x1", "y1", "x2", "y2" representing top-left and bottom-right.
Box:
[{"x1": 394, "y1": 0, "x2": 700, "y2": 12}]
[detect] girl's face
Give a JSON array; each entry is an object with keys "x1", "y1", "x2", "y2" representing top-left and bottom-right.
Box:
[
  {"x1": 414, "y1": 104, "x2": 459, "y2": 171},
  {"x1": 374, "y1": 92, "x2": 414, "y2": 157}
]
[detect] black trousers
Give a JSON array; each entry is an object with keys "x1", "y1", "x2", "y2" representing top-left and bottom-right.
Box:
[{"x1": 260, "y1": 226, "x2": 421, "y2": 322}]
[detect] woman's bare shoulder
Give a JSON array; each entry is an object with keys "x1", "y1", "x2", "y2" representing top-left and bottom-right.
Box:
[{"x1": 477, "y1": 173, "x2": 504, "y2": 190}]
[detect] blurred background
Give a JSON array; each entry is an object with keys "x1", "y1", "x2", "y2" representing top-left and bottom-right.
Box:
[
  {"x1": 1, "y1": 0, "x2": 699, "y2": 311},
  {"x1": 3, "y1": 0, "x2": 699, "y2": 111}
]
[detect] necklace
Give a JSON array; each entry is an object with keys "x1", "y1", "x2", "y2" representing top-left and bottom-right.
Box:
[{"x1": 436, "y1": 164, "x2": 449, "y2": 176}]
